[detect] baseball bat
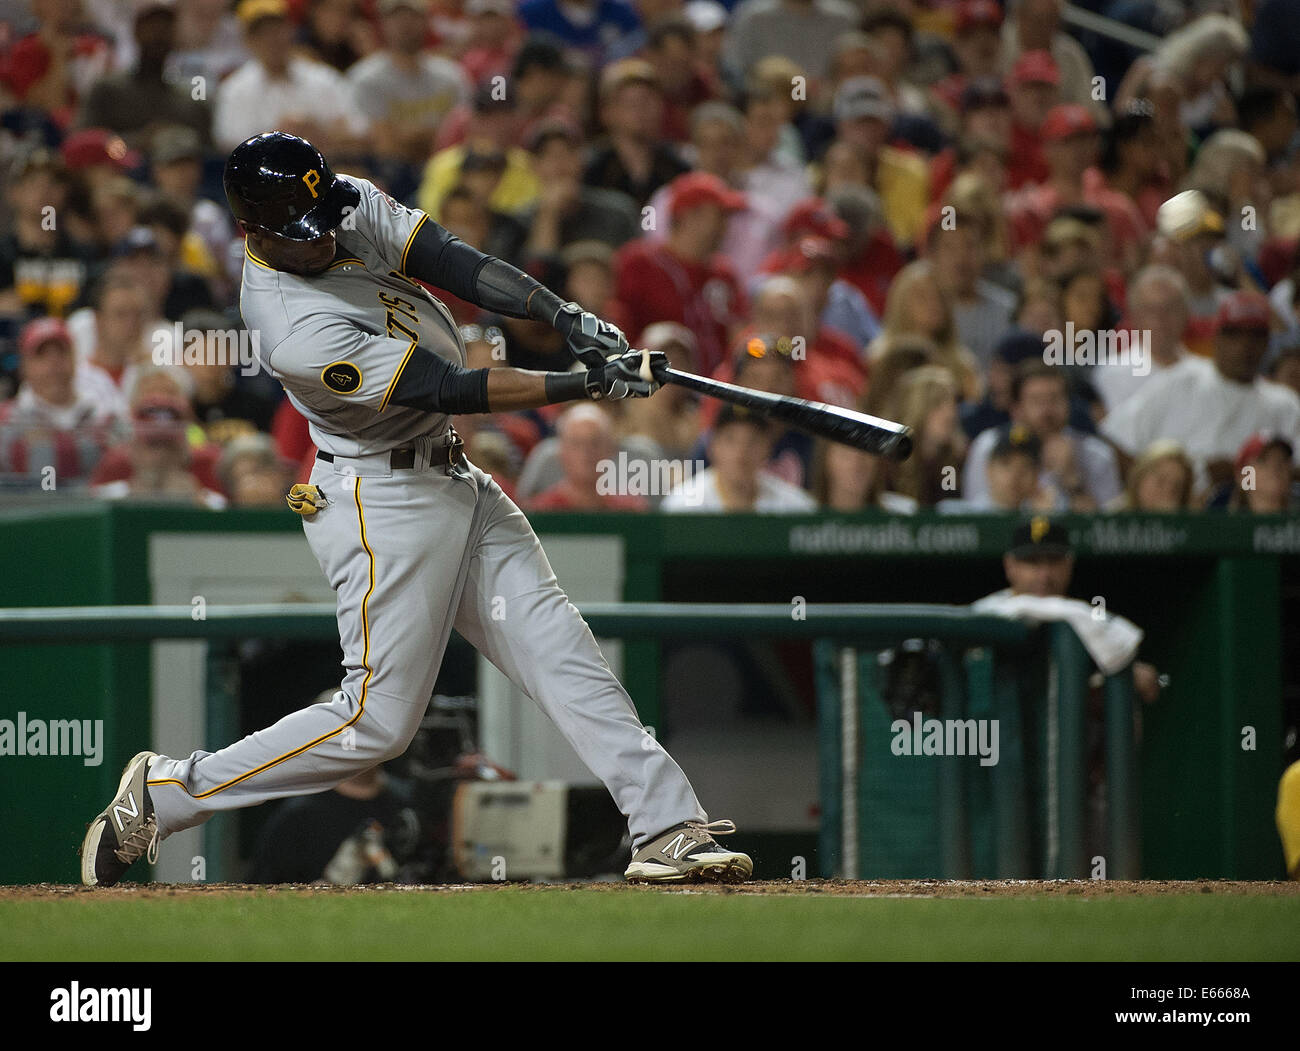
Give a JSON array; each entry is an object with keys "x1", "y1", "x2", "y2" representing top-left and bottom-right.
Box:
[{"x1": 651, "y1": 363, "x2": 913, "y2": 461}]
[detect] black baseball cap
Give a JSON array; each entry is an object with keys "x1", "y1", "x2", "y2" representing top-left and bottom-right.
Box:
[
  {"x1": 990, "y1": 423, "x2": 1041, "y2": 464},
  {"x1": 1008, "y1": 516, "x2": 1072, "y2": 560},
  {"x1": 994, "y1": 329, "x2": 1047, "y2": 366}
]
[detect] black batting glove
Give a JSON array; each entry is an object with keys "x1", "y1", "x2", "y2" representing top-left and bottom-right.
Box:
[
  {"x1": 585, "y1": 349, "x2": 667, "y2": 401},
  {"x1": 553, "y1": 301, "x2": 629, "y2": 368}
]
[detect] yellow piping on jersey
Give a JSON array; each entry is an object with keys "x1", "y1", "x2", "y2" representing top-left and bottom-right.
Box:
[
  {"x1": 378, "y1": 338, "x2": 418, "y2": 412},
  {"x1": 388, "y1": 269, "x2": 423, "y2": 291},
  {"x1": 400, "y1": 214, "x2": 428, "y2": 274},
  {"x1": 244, "y1": 244, "x2": 276, "y2": 271},
  {"x1": 148, "y1": 481, "x2": 377, "y2": 799}
]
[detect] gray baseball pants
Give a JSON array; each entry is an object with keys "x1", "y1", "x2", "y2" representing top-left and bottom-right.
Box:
[{"x1": 147, "y1": 436, "x2": 705, "y2": 849}]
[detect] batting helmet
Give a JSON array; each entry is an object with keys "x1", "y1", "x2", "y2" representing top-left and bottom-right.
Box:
[{"x1": 223, "y1": 132, "x2": 360, "y2": 241}]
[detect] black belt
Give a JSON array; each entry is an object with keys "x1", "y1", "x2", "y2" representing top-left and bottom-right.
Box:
[{"x1": 317, "y1": 433, "x2": 463, "y2": 471}]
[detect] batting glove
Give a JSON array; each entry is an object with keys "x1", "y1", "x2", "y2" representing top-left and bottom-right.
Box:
[
  {"x1": 554, "y1": 301, "x2": 628, "y2": 368},
  {"x1": 585, "y1": 349, "x2": 667, "y2": 400}
]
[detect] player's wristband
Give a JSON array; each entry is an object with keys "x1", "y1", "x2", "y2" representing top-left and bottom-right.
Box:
[{"x1": 544, "y1": 370, "x2": 588, "y2": 403}]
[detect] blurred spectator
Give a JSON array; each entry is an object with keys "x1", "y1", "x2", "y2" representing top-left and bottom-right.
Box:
[
  {"x1": 1147, "y1": 13, "x2": 1248, "y2": 137},
  {"x1": 931, "y1": 1, "x2": 1004, "y2": 115},
  {"x1": 298, "y1": 0, "x2": 376, "y2": 72},
  {"x1": 1000, "y1": 0, "x2": 1095, "y2": 109},
  {"x1": 684, "y1": 1, "x2": 727, "y2": 75},
  {"x1": 645, "y1": 16, "x2": 719, "y2": 143},
  {"x1": 1268, "y1": 345, "x2": 1300, "y2": 400},
  {"x1": 0, "y1": 148, "x2": 93, "y2": 320},
  {"x1": 615, "y1": 171, "x2": 748, "y2": 376},
  {"x1": 925, "y1": 211, "x2": 1016, "y2": 370},
  {"x1": 1006, "y1": 104, "x2": 1145, "y2": 272},
  {"x1": 177, "y1": 308, "x2": 280, "y2": 442},
  {"x1": 860, "y1": 4, "x2": 930, "y2": 122},
  {"x1": 1013, "y1": 275, "x2": 1064, "y2": 336},
  {"x1": 113, "y1": 223, "x2": 216, "y2": 322},
  {"x1": 558, "y1": 239, "x2": 629, "y2": 331},
  {"x1": 964, "y1": 361, "x2": 1121, "y2": 510},
  {"x1": 744, "y1": 272, "x2": 865, "y2": 406},
  {"x1": 661, "y1": 404, "x2": 816, "y2": 512},
  {"x1": 1096, "y1": 101, "x2": 1168, "y2": 232},
  {"x1": 826, "y1": 184, "x2": 902, "y2": 317},
  {"x1": 868, "y1": 259, "x2": 980, "y2": 402},
  {"x1": 960, "y1": 327, "x2": 1044, "y2": 439},
  {"x1": 777, "y1": 233, "x2": 879, "y2": 351},
  {"x1": 888, "y1": 364, "x2": 967, "y2": 508},
  {"x1": 1005, "y1": 49, "x2": 1059, "y2": 190},
  {"x1": 213, "y1": 0, "x2": 365, "y2": 153},
  {"x1": 1237, "y1": 87, "x2": 1299, "y2": 173},
  {"x1": 586, "y1": 57, "x2": 689, "y2": 207},
  {"x1": 72, "y1": 269, "x2": 159, "y2": 412},
  {"x1": 618, "y1": 321, "x2": 702, "y2": 462},
  {"x1": 1183, "y1": 129, "x2": 1271, "y2": 266},
  {"x1": 420, "y1": 90, "x2": 540, "y2": 219},
  {"x1": 929, "y1": 78, "x2": 1013, "y2": 200},
  {"x1": 435, "y1": 34, "x2": 574, "y2": 152},
  {"x1": 644, "y1": 100, "x2": 796, "y2": 278},
  {"x1": 1091, "y1": 264, "x2": 1190, "y2": 414},
  {"x1": 1225, "y1": 433, "x2": 1296, "y2": 514},
  {"x1": 741, "y1": 55, "x2": 806, "y2": 170},
  {"x1": 0, "y1": 0, "x2": 113, "y2": 127},
  {"x1": 724, "y1": 0, "x2": 857, "y2": 85},
  {"x1": 91, "y1": 366, "x2": 225, "y2": 506},
  {"x1": 693, "y1": 334, "x2": 812, "y2": 486},
  {"x1": 522, "y1": 120, "x2": 640, "y2": 263},
  {"x1": 1101, "y1": 291, "x2": 1300, "y2": 491},
  {"x1": 829, "y1": 76, "x2": 929, "y2": 250},
  {"x1": 939, "y1": 423, "x2": 1056, "y2": 513},
  {"x1": 216, "y1": 431, "x2": 294, "y2": 507},
  {"x1": 1111, "y1": 439, "x2": 1196, "y2": 512},
  {"x1": 518, "y1": 0, "x2": 638, "y2": 66},
  {"x1": 76, "y1": 1, "x2": 210, "y2": 150},
  {"x1": 527, "y1": 403, "x2": 649, "y2": 511},
  {"x1": 169, "y1": 0, "x2": 249, "y2": 87},
  {"x1": 347, "y1": 0, "x2": 471, "y2": 170},
  {"x1": 0, "y1": 316, "x2": 128, "y2": 489},
  {"x1": 809, "y1": 437, "x2": 911, "y2": 512},
  {"x1": 149, "y1": 125, "x2": 239, "y2": 293},
  {"x1": 460, "y1": 0, "x2": 523, "y2": 86},
  {"x1": 1151, "y1": 191, "x2": 1236, "y2": 328}
]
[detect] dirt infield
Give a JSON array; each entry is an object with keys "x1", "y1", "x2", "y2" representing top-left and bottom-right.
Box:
[{"x1": 3, "y1": 878, "x2": 1297, "y2": 900}]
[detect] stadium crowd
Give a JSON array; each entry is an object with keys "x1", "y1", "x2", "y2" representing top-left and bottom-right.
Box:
[{"x1": 2, "y1": 0, "x2": 1299, "y2": 514}]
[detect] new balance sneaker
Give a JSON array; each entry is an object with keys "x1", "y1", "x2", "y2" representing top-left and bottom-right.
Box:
[
  {"x1": 624, "y1": 819, "x2": 753, "y2": 883},
  {"x1": 79, "y1": 751, "x2": 160, "y2": 887}
]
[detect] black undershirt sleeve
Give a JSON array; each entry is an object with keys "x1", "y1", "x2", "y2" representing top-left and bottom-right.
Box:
[
  {"x1": 403, "y1": 218, "x2": 565, "y2": 326},
  {"x1": 388, "y1": 347, "x2": 590, "y2": 414},
  {"x1": 389, "y1": 347, "x2": 490, "y2": 414}
]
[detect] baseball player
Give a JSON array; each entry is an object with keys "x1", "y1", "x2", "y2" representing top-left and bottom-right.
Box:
[{"x1": 80, "y1": 132, "x2": 751, "y2": 887}]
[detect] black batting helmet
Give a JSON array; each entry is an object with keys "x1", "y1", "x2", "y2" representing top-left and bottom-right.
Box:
[{"x1": 223, "y1": 132, "x2": 360, "y2": 241}]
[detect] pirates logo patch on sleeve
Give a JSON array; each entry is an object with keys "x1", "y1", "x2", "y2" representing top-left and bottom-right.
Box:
[{"x1": 322, "y1": 361, "x2": 362, "y2": 394}]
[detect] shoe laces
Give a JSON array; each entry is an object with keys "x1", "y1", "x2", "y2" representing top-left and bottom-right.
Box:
[
  {"x1": 115, "y1": 818, "x2": 160, "y2": 867},
  {"x1": 685, "y1": 819, "x2": 736, "y2": 840}
]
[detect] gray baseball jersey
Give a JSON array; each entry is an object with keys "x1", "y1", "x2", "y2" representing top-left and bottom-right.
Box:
[{"x1": 240, "y1": 174, "x2": 461, "y2": 458}]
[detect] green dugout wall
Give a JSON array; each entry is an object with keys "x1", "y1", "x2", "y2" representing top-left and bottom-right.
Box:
[{"x1": 0, "y1": 504, "x2": 1293, "y2": 883}]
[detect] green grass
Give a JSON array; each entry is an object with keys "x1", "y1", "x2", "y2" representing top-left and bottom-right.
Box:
[{"x1": 2, "y1": 889, "x2": 1298, "y2": 961}]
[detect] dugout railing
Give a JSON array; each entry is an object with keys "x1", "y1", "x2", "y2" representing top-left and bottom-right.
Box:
[{"x1": 0, "y1": 602, "x2": 1135, "y2": 882}]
